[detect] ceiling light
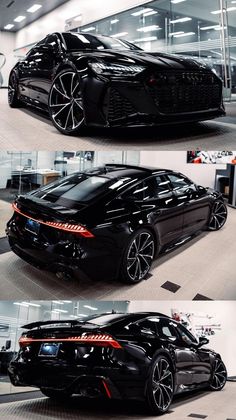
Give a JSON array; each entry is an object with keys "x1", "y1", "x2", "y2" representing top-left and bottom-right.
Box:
[
  {"x1": 14, "y1": 16, "x2": 26, "y2": 22},
  {"x1": 83, "y1": 305, "x2": 98, "y2": 310},
  {"x1": 52, "y1": 300, "x2": 64, "y2": 305},
  {"x1": 137, "y1": 25, "x2": 161, "y2": 32},
  {"x1": 111, "y1": 32, "x2": 128, "y2": 38},
  {"x1": 13, "y1": 302, "x2": 29, "y2": 307},
  {"x1": 170, "y1": 17, "x2": 192, "y2": 23},
  {"x1": 169, "y1": 31, "x2": 184, "y2": 36},
  {"x1": 134, "y1": 36, "x2": 157, "y2": 42},
  {"x1": 132, "y1": 8, "x2": 153, "y2": 16},
  {"x1": 78, "y1": 314, "x2": 87, "y2": 317},
  {"x1": 111, "y1": 19, "x2": 119, "y2": 24},
  {"x1": 81, "y1": 27, "x2": 96, "y2": 32},
  {"x1": 173, "y1": 31, "x2": 195, "y2": 37},
  {"x1": 211, "y1": 6, "x2": 236, "y2": 14},
  {"x1": 200, "y1": 25, "x2": 221, "y2": 30},
  {"x1": 62, "y1": 300, "x2": 72, "y2": 303},
  {"x1": 53, "y1": 309, "x2": 68, "y2": 313},
  {"x1": 143, "y1": 11, "x2": 158, "y2": 16},
  {"x1": 171, "y1": 0, "x2": 186, "y2": 3},
  {"x1": 27, "y1": 4, "x2": 42, "y2": 13},
  {"x1": 22, "y1": 302, "x2": 41, "y2": 307},
  {"x1": 69, "y1": 315, "x2": 78, "y2": 318},
  {"x1": 4, "y1": 24, "x2": 14, "y2": 30}
]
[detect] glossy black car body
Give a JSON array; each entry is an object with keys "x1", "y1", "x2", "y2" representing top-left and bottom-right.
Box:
[
  {"x1": 8, "y1": 312, "x2": 227, "y2": 415},
  {"x1": 8, "y1": 32, "x2": 225, "y2": 135},
  {"x1": 6, "y1": 164, "x2": 228, "y2": 283}
]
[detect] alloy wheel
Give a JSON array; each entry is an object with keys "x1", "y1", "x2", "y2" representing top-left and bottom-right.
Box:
[
  {"x1": 8, "y1": 72, "x2": 18, "y2": 106},
  {"x1": 152, "y1": 358, "x2": 174, "y2": 411},
  {"x1": 211, "y1": 359, "x2": 227, "y2": 390},
  {"x1": 49, "y1": 71, "x2": 84, "y2": 132},
  {"x1": 126, "y1": 232, "x2": 155, "y2": 282},
  {"x1": 208, "y1": 201, "x2": 227, "y2": 231}
]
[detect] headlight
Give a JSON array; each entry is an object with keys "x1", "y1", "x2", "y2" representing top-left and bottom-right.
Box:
[{"x1": 89, "y1": 61, "x2": 146, "y2": 77}]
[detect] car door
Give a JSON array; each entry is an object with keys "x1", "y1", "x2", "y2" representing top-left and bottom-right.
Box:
[
  {"x1": 158, "y1": 318, "x2": 194, "y2": 387},
  {"x1": 25, "y1": 34, "x2": 63, "y2": 106},
  {"x1": 166, "y1": 173, "x2": 211, "y2": 236},
  {"x1": 137, "y1": 175, "x2": 184, "y2": 246},
  {"x1": 176, "y1": 324, "x2": 212, "y2": 385},
  {"x1": 17, "y1": 47, "x2": 40, "y2": 100}
]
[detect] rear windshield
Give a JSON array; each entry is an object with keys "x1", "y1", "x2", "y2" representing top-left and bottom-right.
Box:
[
  {"x1": 62, "y1": 32, "x2": 140, "y2": 51},
  {"x1": 79, "y1": 313, "x2": 127, "y2": 325},
  {"x1": 32, "y1": 174, "x2": 113, "y2": 207}
]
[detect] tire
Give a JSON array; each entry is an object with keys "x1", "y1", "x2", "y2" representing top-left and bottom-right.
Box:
[
  {"x1": 120, "y1": 228, "x2": 155, "y2": 284},
  {"x1": 48, "y1": 69, "x2": 85, "y2": 135},
  {"x1": 145, "y1": 355, "x2": 174, "y2": 415},
  {"x1": 40, "y1": 387, "x2": 72, "y2": 400},
  {"x1": 208, "y1": 200, "x2": 228, "y2": 231},
  {"x1": 209, "y1": 358, "x2": 227, "y2": 391},
  {"x1": 8, "y1": 71, "x2": 21, "y2": 108}
]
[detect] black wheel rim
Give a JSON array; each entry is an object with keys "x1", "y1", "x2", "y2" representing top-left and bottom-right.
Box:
[
  {"x1": 211, "y1": 359, "x2": 227, "y2": 390},
  {"x1": 8, "y1": 73, "x2": 16, "y2": 104},
  {"x1": 49, "y1": 71, "x2": 84, "y2": 132},
  {"x1": 152, "y1": 358, "x2": 173, "y2": 411},
  {"x1": 126, "y1": 232, "x2": 154, "y2": 282},
  {"x1": 209, "y1": 201, "x2": 227, "y2": 230}
]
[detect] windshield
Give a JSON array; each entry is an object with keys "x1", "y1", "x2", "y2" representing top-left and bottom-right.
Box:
[{"x1": 62, "y1": 32, "x2": 141, "y2": 51}]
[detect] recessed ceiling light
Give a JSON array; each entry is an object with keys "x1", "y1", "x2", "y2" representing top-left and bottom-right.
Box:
[
  {"x1": 83, "y1": 305, "x2": 98, "y2": 310},
  {"x1": 4, "y1": 24, "x2": 14, "y2": 30},
  {"x1": 81, "y1": 27, "x2": 96, "y2": 32},
  {"x1": 27, "y1": 4, "x2": 42, "y2": 13},
  {"x1": 170, "y1": 17, "x2": 192, "y2": 23},
  {"x1": 111, "y1": 19, "x2": 119, "y2": 24},
  {"x1": 111, "y1": 32, "x2": 128, "y2": 38},
  {"x1": 211, "y1": 6, "x2": 236, "y2": 14},
  {"x1": 14, "y1": 16, "x2": 26, "y2": 22},
  {"x1": 200, "y1": 25, "x2": 221, "y2": 30},
  {"x1": 132, "y1": 8, "x2": 153, "y2": 17},
  {"x1": 134, "y1": 36, "x2": 157, "y2": 42},
  {"x1": 171, "y1": 0, "x2": 186, "y2": 3},
  {"x1": 137, "y1": 25, "x2": 161, "y2": 33},
  {"x1": 169, "y1": 31, "x2": 184, "y2": 36},
  {"x1": 173, "y1": 31, "x2": 195, "y2": 37},
  {"x1": 143, "y1": 11, "x2": 158, "y2": 17}
]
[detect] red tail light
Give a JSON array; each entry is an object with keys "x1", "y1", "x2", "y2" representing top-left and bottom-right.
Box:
[
  {"x1": 19, "y1": 334, "x2": 122, "y2": 349},
  {"x1": 12, "y1": 202, "x2": 94, "y2": 238}
]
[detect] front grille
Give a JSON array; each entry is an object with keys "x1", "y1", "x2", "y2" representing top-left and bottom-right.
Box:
[
  {"x1": 108, "y1": 88, "x2": 137, "y2": 121},
  {"x1": 147, "y1": 71, "x2": 222, "y2": 114}
]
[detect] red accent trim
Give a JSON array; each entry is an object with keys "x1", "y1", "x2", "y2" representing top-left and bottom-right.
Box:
[
  {"x1": 19, "y1": 334, "x2": 122, "y2": 349},
  {"x1": 102, "y1": 380, "x2": 112, "y2": 399},
  {"x1": 12, "y1": 202, "x2": 94, "y2": 238}
]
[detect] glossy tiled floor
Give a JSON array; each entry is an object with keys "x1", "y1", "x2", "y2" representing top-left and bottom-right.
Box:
[
  {"x1": 0, "y1": 206, "x2": 235, "y2": 301},
  {"x1": 0, "y1": 90, "x2": 236, "y2": 150},
  {"x1": 0, "y1": 382, "x2": 235, "y2": 420}
]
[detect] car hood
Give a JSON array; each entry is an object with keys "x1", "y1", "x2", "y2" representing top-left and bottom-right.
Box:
[{"x1": 70, "y1": 49, "x2": 211, "y2": 71}]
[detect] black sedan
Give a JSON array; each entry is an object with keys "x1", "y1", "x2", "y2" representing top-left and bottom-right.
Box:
[
  {"x1": 6, "y1": 164, "x2": 227, "y2": 283},
  {"x1": 8, "y1": 32, "x2": 225, "y2": 135},
  {"x1": 8, "y1": 312, "x2": 227, "y2": 415}
]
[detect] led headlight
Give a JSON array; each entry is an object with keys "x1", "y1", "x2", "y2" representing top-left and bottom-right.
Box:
[{"x1": 89, "y1": 61, "x2": 146, "y2": 77}]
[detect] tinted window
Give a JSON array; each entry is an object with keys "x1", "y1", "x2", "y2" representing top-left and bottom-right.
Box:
[
  {"x1": 167, "y1": 174, "x2": 192, "y2": 191},
  {"x1": 137, "y1": 318, "x2": 160, "y2": 335},
  {"x1": 121, "y1": 181, "x2": 146, "y2": 201},
  {"x1": 32, "y1": 174, "x2": 113, "y2": 207},
  {"x1": 177, "y1": 324, "x2": 198, "y2": 345},
  {"x1": 62, "y1": 32, "x2": 140, "y2": 51},
  {"x1": 158, "y1": 319, "x2": 179, "y2": 339},
  {"x1": 122, "y1": 175, "x2": 171, "y2": 201}
]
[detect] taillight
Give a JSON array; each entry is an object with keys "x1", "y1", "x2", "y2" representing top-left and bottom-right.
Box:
[
  {"x1": 12, "y1": 202, "x2": 94, "y2": 238},
  {"x1": 19, "y1": 334, "x2": 122, "y2": 349}
]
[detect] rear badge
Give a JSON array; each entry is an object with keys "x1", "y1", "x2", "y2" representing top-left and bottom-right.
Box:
[{"x1": 25, "y1": 219, "x2": 40, "y2": 236}]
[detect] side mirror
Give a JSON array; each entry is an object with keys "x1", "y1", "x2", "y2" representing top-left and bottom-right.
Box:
[
  {"x1": 197, "y1": 185, "x2": 207, "y2": 193},
  {"x1": 198, "y1": 336, "x2": 209, "y2": 347}
]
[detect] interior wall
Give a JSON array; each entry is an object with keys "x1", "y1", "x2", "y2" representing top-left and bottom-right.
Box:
[
  {"x1": 15, "y1": 0, "x2": 150, "y2": 48},
  {"x1": 140, "y1": 151, "x2": 225, "y2": 188},
  {"x1": 129, "y1": 300, "x2": 236, "y2": 376},
  {"x1": 0, "y1": 31, "x2": 16, "y2": 87}
]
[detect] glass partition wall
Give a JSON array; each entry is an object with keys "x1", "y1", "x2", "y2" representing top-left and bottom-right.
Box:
[
  {"x1": 77, "y1": 0, "x2": 236, "y2": 100},
  {"x1": 0, "y1": 300, "x2": 129, "y2": 395}
]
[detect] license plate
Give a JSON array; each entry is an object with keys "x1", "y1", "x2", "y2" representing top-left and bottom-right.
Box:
[
  {"x1": 25, "y1": 219, "x2": 40, "y2": 235},
  {"x1": 38, "y1": 343, "x2": 60, "y2": 358}
]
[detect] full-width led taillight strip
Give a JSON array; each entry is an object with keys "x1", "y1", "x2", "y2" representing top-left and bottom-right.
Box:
[
  {"x1": 12, "y1": 203, "x2": 94, "y2": 238},
  {"x1": 19, "y1": 334, "x2": 122, "y2": 349}
]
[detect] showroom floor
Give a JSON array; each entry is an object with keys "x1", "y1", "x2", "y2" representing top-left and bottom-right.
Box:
[
  {"x1": 0, "y1": 90, "x2": 236, "y2": 150},
  {"x1": 0, "y1": 383, "x2": 235, "y2": 420},
  {"x1": 0, "y1": 205, "x2": 235, "y2": 301}
]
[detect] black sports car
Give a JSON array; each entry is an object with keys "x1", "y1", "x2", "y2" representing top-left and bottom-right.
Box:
[
  {"x1": 6, "y1": 164, "x2": 228, "y2": 283},
  {"x1": 8, "y1": 32, "x2": 225, "y2": 135},
  {"x1": 8, "y1": 312, "x2": 227, "y2": 415}
]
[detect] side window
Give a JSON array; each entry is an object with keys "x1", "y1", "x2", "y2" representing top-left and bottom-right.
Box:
[
  {"x1": 177, "y1": 324, "x2": 198, "y2": 345},
  {"x1": 142, "y1": 176, "x2": 172, "y2": 201},
  {"x1": 121, "y1": 181, "x2": 146, "y2": 201},
  {"x1": 167, "y1": 173, "x2": 192, "y2": 191},
  {"x1": 136, "y1": 317, "x2": 161, "y2": 336},
  {"x1": 45, "y1": 34, "x2": 59, "y2": 50},
  {"x1": 158, "y1": 319, "x2": 179, "y2": 340}
]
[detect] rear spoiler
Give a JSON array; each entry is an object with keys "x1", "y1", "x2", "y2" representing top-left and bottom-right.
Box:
[{"x1": 22, "y1": 319, "x2": 80, "y2": 330}]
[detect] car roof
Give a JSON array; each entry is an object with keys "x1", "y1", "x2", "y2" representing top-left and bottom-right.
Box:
[{"x1": 83, "y1": 164, "x2": 173, "y2": 180}]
